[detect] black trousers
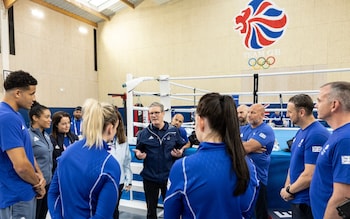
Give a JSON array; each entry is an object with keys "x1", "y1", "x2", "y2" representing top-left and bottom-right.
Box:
[
  {"x1": 36, "y1": 184, "x2": 50, "y2": 219},
  {"x1": 254, "y1": 182, "x2": 269, "y2": 219},
  {"x1": 143, "y1": 179, "x2": 167, "y2": 219},
  {"x1": 291, "y1": 203, "x2": 313, "y2": 219},
  {"x1": 113, "y1": 184, "x2": 124, "y2": 219}
]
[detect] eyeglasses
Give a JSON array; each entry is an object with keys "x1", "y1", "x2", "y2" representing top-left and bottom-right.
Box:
[{"x1": 149, "y1": 111, "x2": 161, "y2": 115}]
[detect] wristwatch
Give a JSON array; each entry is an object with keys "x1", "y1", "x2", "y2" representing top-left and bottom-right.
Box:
[{"x1": 286, "y1": 185, "x2": 295, "y2": 196}]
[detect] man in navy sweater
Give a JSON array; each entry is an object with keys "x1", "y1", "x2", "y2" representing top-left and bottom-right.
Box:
[{"x1": 134, "y1": 102, "x2": 186, "y2": 219}]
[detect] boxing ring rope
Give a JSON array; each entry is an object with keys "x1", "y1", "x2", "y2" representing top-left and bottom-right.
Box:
[
  {"x1": 172, "y1": 108, "x2": 197, "y2": 113},
  {"x1": 168, "y1": 68, "x2": 350, "y2": 102},
  {"x1": 169, "y1": 82, "x2": 211, "y2": 93},
  {"x1": 168, "y1": 73, "x2": 252, "y2": 80},
  {"x1": 167, "y1": 68, "x2": 350, "y2": 80},
  {"x1": 258, "y1": 68, "x2": 350, "y2": 77},
  {"x1": 170, "y1": 82, "x2": 212, "y2": 105},
  {"x1": 132, "y1": 92, "x2": 200, "y2": 102},
  {"x1": 123, "y1": 68, "x2": 350, "y2": 144},
  {"x1": 170, "y1": 92, "x2": 253, "y2": 96},
  {"x1": 257, "y1": 90, "x2": 320, "y2": 96}
]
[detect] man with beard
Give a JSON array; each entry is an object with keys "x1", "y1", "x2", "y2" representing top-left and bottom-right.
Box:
[
  {"x1": 237, "y1": 104, "x2": 249, "y2": 126},
  {"x1": 240, "y1": 103, "x2": 275, "y2": 219},
  {"x1": 280, "y1": 94, "x2": 329, "y2": 219},
  {"x1": 70, "y1": 106, "x2": 83, "y2": 139}
]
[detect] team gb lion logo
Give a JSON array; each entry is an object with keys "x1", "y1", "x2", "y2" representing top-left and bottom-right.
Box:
[{"x1": 234, "y1": 0, "x2": 287, "y2": 50}]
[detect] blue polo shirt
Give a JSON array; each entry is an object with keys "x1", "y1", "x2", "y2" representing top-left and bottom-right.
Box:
[
  {"x1": 310, "y1": 123, "x2": 350, "y2": 219},
  {"x1": 178, "y1": 127, "x2": 189, "y2": 142},
  {"x1": 289, "y1": 121, "x2": 329, "y2": 206},
  {"x1": 240, "y1": 122, "x2": 275, "y2": 185},
  {"x1": 0, "y1": 102, "x2": 36, "y2": 208}
]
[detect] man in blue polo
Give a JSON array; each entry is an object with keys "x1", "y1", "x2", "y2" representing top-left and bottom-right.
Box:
[
  {"x1": 237, "y1": 104, "x2": 249, "y2": 126},
  {"x1": 0, "y1": 70, "x2": 46, "y2": 219},
  {"x1": 310, "y1": 81, "x2": 350, "y2": 219},
  {"x1": 70, "y1": 106, "x2": 83, "y2": 139},
  {"x1": 134, "y1": 102, "x2": 187, "y2": 219},
  {"x1": 171, "y1": 113, "x2": 190, "y2": 151},
  {"x1": 280, "y1": 94, "x2": 329, "y2": 219},
  {"x1": 240, "y1": 103, "x2": 275, "y2": 219}
]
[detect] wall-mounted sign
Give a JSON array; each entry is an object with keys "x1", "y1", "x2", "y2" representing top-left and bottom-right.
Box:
[{"x1": 234, "y1": 0, "x2": 287, "y2": 50}]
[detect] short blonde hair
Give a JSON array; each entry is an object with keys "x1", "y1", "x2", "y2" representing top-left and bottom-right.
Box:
[{"x1": 82, "y1": 99, "x2": 118, "y2": 148}]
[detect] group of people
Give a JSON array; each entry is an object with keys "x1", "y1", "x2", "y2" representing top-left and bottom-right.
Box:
[
  {"x1": 236, "y1": 84, "x2": 350, "y2": 219},
  {"x1": 0, "y1": 70, "x2": 349, "y2": 219},
  {"x1": 138, "y1": 83, "x2": 350, "y2": 219},
  {"x1": 0, "y1": 70, "x2": 131, "y2": 219},
  {"x1": 134, "y1": 100, "x2": 269, "y2": 219}
]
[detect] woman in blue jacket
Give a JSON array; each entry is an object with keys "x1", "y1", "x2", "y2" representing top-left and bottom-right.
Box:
[
  {"x1": 164, "y1": 93, "x2": 259, "y2": 219},
  {"x1": 48, "y1": 99, "x2": 121, "y2": 219}
]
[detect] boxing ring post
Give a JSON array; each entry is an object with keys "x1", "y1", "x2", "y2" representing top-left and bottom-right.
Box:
[
  {"x1": 159, "y1": 75, "x2": 171, "y2": 122},
  {"x1": 125, "y1": 74, "x2": 136, "y2": 144},
  {"x1": 123, "y1": 74, "x2": 155, "y2": 144}
]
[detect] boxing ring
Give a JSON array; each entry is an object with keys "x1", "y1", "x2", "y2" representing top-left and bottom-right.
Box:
[
  {"x1": 121, "y1": 67, "x2": 350, "y2": 210},
  {"x1": 123, "y1": 68, "x2": 350, "y2": 141}
]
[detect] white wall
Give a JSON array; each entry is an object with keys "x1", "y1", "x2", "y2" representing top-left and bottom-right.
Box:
[{"x1": 2, "y1": 0, "x2": 98, "y2": 107}]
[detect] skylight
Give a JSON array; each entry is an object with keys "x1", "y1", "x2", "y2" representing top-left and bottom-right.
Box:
[{"x1": 76, "y1": 0, "x2": 120, "y2": 12}]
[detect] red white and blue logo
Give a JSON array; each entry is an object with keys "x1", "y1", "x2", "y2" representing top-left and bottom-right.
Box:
[{"x1": 234, "y1": 0, "x2": 287, "y2": 50}]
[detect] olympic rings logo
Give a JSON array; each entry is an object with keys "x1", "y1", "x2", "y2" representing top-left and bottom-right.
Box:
[{"x1": 248, "y1": 56, "x2": 276, "y2": 69}]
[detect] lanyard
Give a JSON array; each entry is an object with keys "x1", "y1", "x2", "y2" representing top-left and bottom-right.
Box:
[{"x1": 72, "y1": 119, "x2": 82, "y2": 135}]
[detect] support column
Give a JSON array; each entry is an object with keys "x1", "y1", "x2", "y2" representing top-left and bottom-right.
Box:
[{"x1": 253, "y1": 73, "x2": 259, "y2": 103}]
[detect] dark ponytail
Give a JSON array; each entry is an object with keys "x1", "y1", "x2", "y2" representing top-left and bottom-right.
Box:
[
  {"x1": 29, "y1": 101, "x2": 49, "y2": 125},
  {"x1": 197, "y1": 93, "x2": 249, "y2": 195}
]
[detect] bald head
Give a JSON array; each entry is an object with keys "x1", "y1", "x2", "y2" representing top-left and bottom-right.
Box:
[
  {"x1": 237, "y1": 104, "x2": 249, "y2": 126},
  {"x1": 171, "y1": 113, "x2": 185, "y2": 128},
  {"x1": 250, "y1": 104, "x2": 265, "y2": 113},
  {"x1": 247, "y1": 104, "x2": 265, "y2": 127}
]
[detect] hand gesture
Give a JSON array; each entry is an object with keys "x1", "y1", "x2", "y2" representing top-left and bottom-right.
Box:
[
  {"x1": 124, "y1": 185, "x2": 132, "y2": 191},
  {"x1": 171, "y1": 148, "x2": 183, "y2": 158},
  {"x1": 133, "y1": 149, "x2": 147, "y2": 160}
]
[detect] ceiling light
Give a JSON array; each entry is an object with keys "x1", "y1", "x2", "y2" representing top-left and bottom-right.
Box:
[
  {"x1": 31, "y1": 9, "x2": 44, "y2": 19},
  {"x1": 79, "y1": 26, "x2": 88, "y2": 34}
]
